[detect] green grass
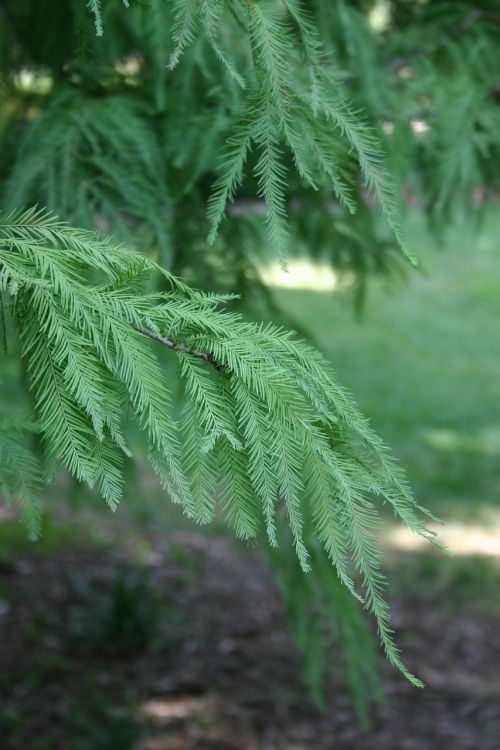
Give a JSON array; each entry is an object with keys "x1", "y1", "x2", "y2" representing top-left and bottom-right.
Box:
[
  {"x1": 271, "y1": 210, "x2": 500, "y2": 519},
  {"x1": 0, "y1": 516, "x2": 96, "y2": 559}
]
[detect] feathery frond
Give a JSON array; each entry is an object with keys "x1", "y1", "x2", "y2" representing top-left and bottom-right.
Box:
[
  {"x1": 87, "y1": 0, "x2": 103, "y2": 37},
  {"x1": 0, "y1": 208, "x2": 438, "y2": 685}
]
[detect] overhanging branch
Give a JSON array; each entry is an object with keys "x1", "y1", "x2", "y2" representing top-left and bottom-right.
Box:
[{"x1": 135, "y1": 326, "x2": 224, "y2": 370}]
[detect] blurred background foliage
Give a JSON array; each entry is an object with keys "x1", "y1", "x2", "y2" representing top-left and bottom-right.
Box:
[{"x1": 1, "y1": 0, "x2": 498, "y2": 305}]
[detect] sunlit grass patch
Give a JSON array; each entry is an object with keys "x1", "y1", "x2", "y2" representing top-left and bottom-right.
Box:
[
  {"x1": 259, "y1": 258, "x2": 356, "y2": 291},
  {"x1": 268, "y1": 210, "x2": 500, "y2": 519},
  {"x1": 384, "y1": 514, "x2": 500, "y2": 557}
]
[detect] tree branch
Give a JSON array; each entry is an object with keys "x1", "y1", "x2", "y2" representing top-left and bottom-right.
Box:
[
  {"x1": 386, "y1": 8, "x2": 500, "y2": 74},
  {"x1": 135, "y1": 326, "x2": 224, "y2": 370}
]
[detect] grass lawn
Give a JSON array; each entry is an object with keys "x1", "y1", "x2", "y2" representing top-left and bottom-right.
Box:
[{"x1": 270, "y1": 210, "x2": 500, "y2": 521}]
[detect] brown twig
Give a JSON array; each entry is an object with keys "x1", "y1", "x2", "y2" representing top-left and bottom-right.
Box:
[{"x1": 135, "y1": 326, "x2": 224, "y2": 370}]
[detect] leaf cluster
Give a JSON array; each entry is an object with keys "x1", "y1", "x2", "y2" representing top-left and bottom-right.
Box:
[{"x1": 0, "y1": 208, "x2": 440, "y2": 685}]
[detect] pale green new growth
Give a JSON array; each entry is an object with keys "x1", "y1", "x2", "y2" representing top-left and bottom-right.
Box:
[
  {"x1": 0, "y1": 209, "x2": 438, "y2": 684},
  {"x1": 87, "y1": 0, "x2": 103, "y2": 37}
]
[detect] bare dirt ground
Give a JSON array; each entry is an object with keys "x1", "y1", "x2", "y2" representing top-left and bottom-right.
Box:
[{"x1": 1, "y1": 530, "x2": 499, "y2": 750}]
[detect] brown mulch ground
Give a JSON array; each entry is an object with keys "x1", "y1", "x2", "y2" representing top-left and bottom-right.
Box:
[{"x1": 0, "y1": 531, "x2": 499, "y2": 750}]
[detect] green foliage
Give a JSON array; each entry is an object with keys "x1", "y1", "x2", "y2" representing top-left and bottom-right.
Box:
[
  {"x1": 0, "y1": 208, "x2": 439, "y2": 686},
  {"x1": 0, "y1": 412, "x2": 42, "y2": 540},
  {"x1": 271, "y1": 533, "x2": 382, "y2": 727},
  {"x1": 2, "y1": 1, "x2": 496, "y2": 306},
  {"x1": 0, "y1": 0, "x2": 420, "y2": 289},
  {"x1": 88, "y1": 0, "x2": 104, "y2": 37},
  {"x1": 424, "y1": 33, "x2": 500, "y2": 219},
  {"x1": 203, "y1": 0, "x2": 411, "y2": 266},
  {"x1": 4, "y1": 89, "x2": 172, "y2": 264},
  {"x1": 1, "y1": 0, "x2": 498, "y2": 711}
]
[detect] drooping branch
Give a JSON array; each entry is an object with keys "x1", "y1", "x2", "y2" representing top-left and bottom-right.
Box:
[{"x1": 135, "y1": 325, "x2": 224, "y2": 370}]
